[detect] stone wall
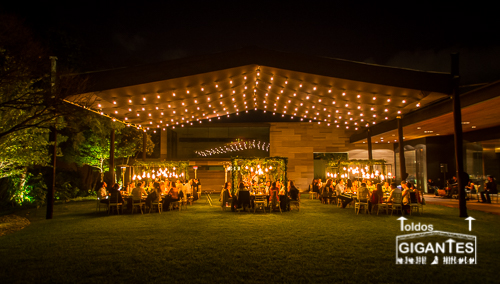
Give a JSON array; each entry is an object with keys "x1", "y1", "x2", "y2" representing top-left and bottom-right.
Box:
[{"x1": 269, "y1": 122, "x2": 393, "y2": 191}]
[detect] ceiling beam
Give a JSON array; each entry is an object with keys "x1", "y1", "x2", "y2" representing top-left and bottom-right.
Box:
[{"x1": 350, "y1": 80, "x2": 500, "y2": 143}]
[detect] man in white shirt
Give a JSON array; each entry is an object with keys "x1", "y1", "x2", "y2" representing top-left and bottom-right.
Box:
[
  {"x1": 132, "y1": 182, "x2": 147, "y2": 201},
  {"x1": 335, "y1": 179, "x2": 345, "y2": 196},
  {"x1": 387, "y1": 182, "x2": 402, "y2": 204}
]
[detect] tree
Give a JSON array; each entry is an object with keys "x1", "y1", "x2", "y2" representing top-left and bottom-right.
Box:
[
  {"x1": 0, "y1": 128, "x2": 51, "y2": 179},
  {"x1": 115, "y1": 127, "x2": 155, "y2": 163},
  {"x1": 61, "y1": 111, "x2": 154, "y2": 186},
  {"x1": 0, "y1": 15, "x2": 90, "y2": 141}
]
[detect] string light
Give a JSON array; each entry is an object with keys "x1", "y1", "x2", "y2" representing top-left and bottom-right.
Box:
[{"x1": 77, "y1": 66, "x2": 420, "y2": 132}]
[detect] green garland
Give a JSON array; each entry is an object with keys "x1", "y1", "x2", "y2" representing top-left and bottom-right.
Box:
[{"x1": 230, "y1": 156, "x2": 288, "y2": 194}]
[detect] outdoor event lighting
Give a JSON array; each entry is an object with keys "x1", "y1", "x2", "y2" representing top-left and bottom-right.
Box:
[{"x1": 78, "y1": 66, "x2": 428, "y2": 132}]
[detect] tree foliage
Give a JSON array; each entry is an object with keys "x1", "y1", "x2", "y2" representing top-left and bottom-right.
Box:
[
  {"x1": 61, "y1": 110, "x2": 154, "y2": 181},
  {"x1": 0, "y1": 15, "x2": 90, "y2": 141},
  {"x1": 0, "y1": 127, "x2": 51, "y2": 179}
]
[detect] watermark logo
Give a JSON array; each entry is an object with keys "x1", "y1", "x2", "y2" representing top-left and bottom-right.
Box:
[{"x1": 395, "y1": 217, "x2": 477, "y2": 265}]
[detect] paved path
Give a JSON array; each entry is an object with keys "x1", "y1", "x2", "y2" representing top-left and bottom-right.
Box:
[{"x1": 424, "y1": 194, "x2": 500, "y2": 215}]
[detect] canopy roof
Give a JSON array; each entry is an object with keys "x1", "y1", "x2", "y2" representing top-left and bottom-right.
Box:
[
  {"x1": 351, "y1": 80, "x2": 500, "y2": 144},
  {"x1": 76, "y1": 47, "x2": 452, "y2": 133}
]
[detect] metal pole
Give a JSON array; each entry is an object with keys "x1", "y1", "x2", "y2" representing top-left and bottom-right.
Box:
[
  {"x1": 46, "y1": 126, "x2": 56, "y2": 220},
  {"x1": 451, "y1": 53, "x2": 468, "y2": 218},
  {"x1": 367, "y1": 127, "x2": 373, "y2": 160},
  {"x1": 143, "y1": 131, "x2": 147, "y2": 161},
  {"x1": 110, "y1": 129, "x2": 115, "y2": 187},
  {"x1": 397, "y1": 116, "x2": 407, "y2": 182},
  {"x1": 46, "y1": 56, "x2": 57, "y2": 220}
]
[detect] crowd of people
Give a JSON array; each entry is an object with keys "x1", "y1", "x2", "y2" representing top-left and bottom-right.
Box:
[
  {"x1": 220, "y1": 179, "x2": 300, "y2": 212},
  {"x1": 430, "y1": 175, "x2": 497, "y2": 203},
  {"x1": 98, "y1": 178, "x2": 202, "y2": 212},
  {"x1": 311, "y1": 178, "x2": 423, "y2": 214}
]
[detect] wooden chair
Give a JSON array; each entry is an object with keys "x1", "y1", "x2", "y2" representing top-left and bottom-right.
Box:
[
  {"x1": 389, "y1": 203, "x2": 403, "y2": 215},
  {"x1": 132, "y1": 200, "x2": 145, "y2": 214},
  {"x1": 170, "y1": 200, "x2": 181, "y2": 211},
  {"x1": 337, "y1": 196, "x2": 343, "y2": 207},
  {"x1": 149, "y1": 197, "x2": 162, "y2": 214},
  {"x1": 330, "y1": 195, "x2": 338, "y2": 206},
  {"x1": 409, "y1": 192, "x2": 423, "y2": 215},
  {"x1": 238, "y1": 191, "x2": 251, "y2": 212},
  {"x1": 180, "y1": 197, "x2": 189, "y2": 210},
  {"x1": 269, "y1": 192, "x2": 282, "y2": 213},
  {"x1": 289, "y1": 199, "x2": 300, "y2": 211},
  {"x1": 374, "y1": 203, "x2": 388, "y2": 215},
  {"x1": 254, "y1": 195, "x2": 267, "y2": 213},
  {"x1": 354, "y1": 199, "x2": 369, "y2": 215},
  {"x1": 108, "y1": 194, "x2": 123, "y2": 215},
  {"x1": 96, "y1": 197, "x2": 108, "y2": 212},
  {"x1": 308, "y1": 185, "x2": 316, "y2": 199},
  {"x1": 289, "y1": 193, "x2": 301, "y2": 211}
]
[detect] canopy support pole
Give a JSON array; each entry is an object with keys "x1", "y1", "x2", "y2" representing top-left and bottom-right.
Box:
[
  {"x1": 110, "y1": 129, "x2": 115, "y2": 187},
  {"x1": 397, "y1": 116, "x2": 407, "y2": 183},
  {"x1": 143, "y1": 131, "x2": 147, "y2": 161},
  {"x1": 451, "y1": 53, "x2": 468, "y2": 218},
  {"x1": 46, "y1": 56, "x2": 58, "y2": 220}
]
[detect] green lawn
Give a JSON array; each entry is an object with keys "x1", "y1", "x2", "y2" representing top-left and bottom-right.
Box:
[{"x1": 1, "y1": 195, "x2": 499, "y2": 283}]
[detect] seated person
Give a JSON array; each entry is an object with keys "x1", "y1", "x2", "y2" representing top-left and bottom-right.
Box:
[
  {"x1": 192, "y1": 178, "x2": 201, "y2": 201},
  {"x1": 269, "y1": 181, "x2": 280, "y2": 209},
  {"x1": 357, "y1": 182, "x2": 370, "y2": 202},
  {"x1": 448, "y1": 176, "x2": 458, "y2": 186},
  {"x1": 481, "y1": 175, "x2": 497, "y2": 203},
  {"x1": 108, "y1": 183, "x2": 124, "y2": 204},
  {"x1": 131, "y1": 181, "x2": 147, "y2": 203},
  {"x1": 288, "y1": 180, "x2": 300, "y2": 201},
  {"x1": 335, "y1": 179, "x2": 345, "y2": 197},
  {"x1": 321, "y1": 179, "x2": 334, "y2": 204},
  {"x1": 126, "y1": 182, "x2": 135, "y2": 194},
  {"x1": 146, "y1": 182, "x2": 161, "y2": 207},
  {"x1": 170, "y1": 185, "x2": 179, "y2": 201},
  {"x1": 220, "y1": 182, "x2": 233, "y2": 208},
  {"x1": 382, "y1": 181, "x2": 390, "y2": 192},
  {"x1": 162, "y1": 185, "x2": 178, "y2": 210},
  {"x1": 237, "y1": 182, "x2": 251, "y2": 211},
  {"x1": 98, "y1": 182, "x2": 108, "y2": 203},
  {"x1": 465, "y1": 181, "x2": 475, "y2": 193},
  {"x1": 312, "y1": 179, "x2": 320, "y2": 194},
  {"x1": 387, "y1": 182, "x2": 402, "y2": 205},
  {"x1": 184, "y1": 180, "x2": 193, "y2": 198},
  {"x1": 369, "y1": 183, "x2": 384, "y2": 211},
  {"x1": 402, "y1": 182, "x2": 412, "y2": 213}
]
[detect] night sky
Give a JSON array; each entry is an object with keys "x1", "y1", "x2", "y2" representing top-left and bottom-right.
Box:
[{"x1": 2, "y1": 2, "x2": 499, "y2": 85}]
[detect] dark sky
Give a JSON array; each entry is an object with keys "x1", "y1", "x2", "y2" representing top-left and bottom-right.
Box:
[{"x1": 2, "y1": 2, "x2": 499, "y2": 84}]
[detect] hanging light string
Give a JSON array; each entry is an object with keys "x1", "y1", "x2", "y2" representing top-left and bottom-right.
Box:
[
  {"x1": 195, "y1": 139, "x2": 270, "y2": 157},
  {"x1": 77, "y1": 65, "x2": 427, "y2": 137},
  {"x1": 63, "y1": 99, "x2": 144, "y2": 130}
]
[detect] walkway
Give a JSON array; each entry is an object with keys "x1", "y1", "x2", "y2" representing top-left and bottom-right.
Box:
[{"x1": 424, "y1": 194, "x2": 500, "y2": 215}]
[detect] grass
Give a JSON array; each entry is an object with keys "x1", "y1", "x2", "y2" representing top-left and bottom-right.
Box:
[{"x1": 1, "y1": 194, "x2": 499, "y2": 283}]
